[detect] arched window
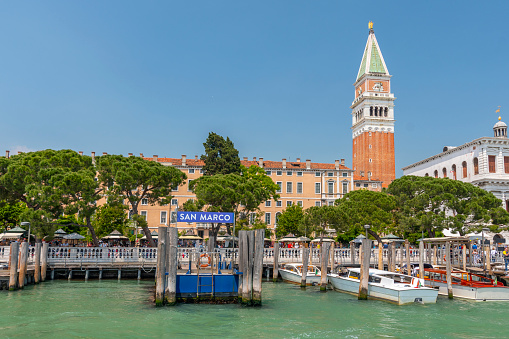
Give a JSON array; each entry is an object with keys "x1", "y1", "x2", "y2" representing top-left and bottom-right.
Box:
[
  {"x1": 370, "y1": 107, "x2": 373, "y2": 116},
  {"x1": 375, "y1": 107, "x2": 378, "y2": 116},
  {"x1": 451, "y1": 164, "x2": 457, "y2": 180},
  {"x1": 442, "y1": 168, "x2": 447, "y2": 178},
  {"x1": 462, "y1": 161, "x2": 467, "y2": 178},
  {"x1": 434, "y1": 170, "x2": 438, "y2": 178},
  {"x1": 384, "y1": 107, "x2": 388, "y2": 117},
  {"x1": 473, "y1": 157, "x2": 479, "y2": 175},
  {"x1": 425, "y1": 173, "x2": 429, "y2": 177}
]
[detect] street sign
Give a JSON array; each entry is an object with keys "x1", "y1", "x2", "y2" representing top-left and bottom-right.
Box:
[{"x1": 176, "y1": 211, "x2": 234, "y2": 224}]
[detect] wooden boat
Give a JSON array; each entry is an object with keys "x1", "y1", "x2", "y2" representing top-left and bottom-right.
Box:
[
  {"x1": 278, "y1": 263, "x2": 321, "y2": 286},
  {"x1": 423, "y1": 268, "x2": 509, "y2": 301},
  {"x1": 327, "y1": 268, "x2": 438, "y2": 305}
]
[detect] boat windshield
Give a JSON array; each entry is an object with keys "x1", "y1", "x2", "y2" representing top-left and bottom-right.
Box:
[{"x1": 378, "y1": 274, "x2": 412, "y2": 284}]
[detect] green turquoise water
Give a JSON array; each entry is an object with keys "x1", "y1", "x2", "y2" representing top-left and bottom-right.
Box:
[{"x1": 0, "y1": 280, "x2": 505, "y2": 338}]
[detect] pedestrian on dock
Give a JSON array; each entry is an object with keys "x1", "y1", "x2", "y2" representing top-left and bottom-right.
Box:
[{"x1": 503, "y1": 246, "x2": 509, "y2": 272}]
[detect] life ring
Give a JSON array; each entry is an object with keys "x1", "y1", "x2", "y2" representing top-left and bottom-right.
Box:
[{"x1": 200, "y1": 253, "x2": 211, "y2": 268}]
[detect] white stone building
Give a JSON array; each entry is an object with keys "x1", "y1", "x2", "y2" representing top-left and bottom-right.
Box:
[{"x1": 403, "y1": 117, "x2": 509, "y2": 211}]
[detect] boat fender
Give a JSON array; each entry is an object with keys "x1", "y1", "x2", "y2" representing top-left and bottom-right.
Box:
[{"x1": 200, "y1": 253, "x2": 211, "y2": 268}]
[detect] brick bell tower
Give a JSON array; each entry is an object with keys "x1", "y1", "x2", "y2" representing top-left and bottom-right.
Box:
[{"x1": 351, "y1": 22, "x2": 395, "y2": 188}]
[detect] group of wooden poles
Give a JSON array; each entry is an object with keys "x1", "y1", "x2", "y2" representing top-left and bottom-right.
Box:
[
  {"x1": 8, "y1": 241, "x2": 50, "y2": 290},
  {"x1": 154, "y1": 228, "x2": 265, "y2": 306},
  {"x1": 270, "y1": 238, "x2": 461, "y2": 300}
]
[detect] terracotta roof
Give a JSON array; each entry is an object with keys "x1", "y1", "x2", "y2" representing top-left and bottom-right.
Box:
[
  {"x1": 145, "y1": 157, "x2": 352, "y2": 171},
  {"x1": 353, "y1": 174, "x2": 382, "y2": 182}
]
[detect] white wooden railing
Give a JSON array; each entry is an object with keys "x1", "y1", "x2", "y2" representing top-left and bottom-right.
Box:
[{"x1": 0, "y1": 246, "x2": 504, "y2": 267}]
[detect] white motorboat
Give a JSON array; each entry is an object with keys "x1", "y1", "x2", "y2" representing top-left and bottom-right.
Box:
[
  {"x1": 327, "y1": 268, "x2": 438, "y2": 305},
  {"x1": 279, "y1": 263, "x2": 321, "y2": 286}
]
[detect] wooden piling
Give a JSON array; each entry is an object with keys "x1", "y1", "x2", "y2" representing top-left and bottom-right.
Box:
[
  {"x1": 378, "y1": 242, "x2": 384, "y2": 270},
  {"x1": 252, "y1": 229, "x2": 264, "y2": 305},
  {"x1": 387, "y1": 243, "x2": 393, "y2": 272},
  {"x1": 118, "y1": 269, "x2": 121, "y2": 280},
  {"x1": 486, "y1": 240, "x2": 491, "y2": 273},
  {"x1": 433, "y1": 245, "x2": 437, "y2": 266},
  {"x1": 272, "y1": 241, "x2": 279, "y2": 282},
  {"x1": 469, "y1": 242, "x2": 473, "y2": 266},
  {"x1": 18, "y1": 242, "x2": 28, "y2": 289},
  {"x1": 155, "y1": 226, "x2": 167, "y2": 306},
  {"x1": 445, "y1": 241, "x2": 453, "y2": 299},
  {"x1": 246, "y1": 231, "x2": 255, "y2": 304},
  {"x1": 34, "y1": 243, "x2": 41, "y2": 284},
  {"x1": 462, "y1": 244, "x2": 467, "y2": 271},
  {"x1": 349, "y1": 241, "x2": 355, "y2": 265},
  {"x1": 329, "y1": 242, "x2": 335, "y2": 270},
  {"x1": 418, "y1": 240, "x2": 424, "y2": 279},
  {"x1": 358, "y1": 239, "x2": 370, "y2": 300},
  {"x1": 301, "y1": 248, "x2": 309, "y2": 288},
  {"x1": 405, "y1": 240, "x2": 411, "y2": 275},
  {"x1": 399, "y1": 244, "x2": 403, "y2": 271},
  {"x1": 68, "y1": 269, "x2": 72, "y2": 280},
  {"x1": 241, "y1": 231, "x2": 251, "y2": 304},
  {"x1": 9, "y1": 242, "x2": 19, "y2": 290},
  {"x1": 41, "y1": 243, "x2": 48, "y2": 282},
  {"x1": 167, "y1": 227, "x2": 178, "y2": 305},
  {"x1": 51, "y1": 269, "x2": 55, "y2": 280},
  {"x1": 85, "y1": 270, "x2": 89, "y2": 281},
  {"x1": 238, "y1": 231, "x2": 245, "y2": 295},
  {"x1": 137, "y1": 269, "x2": 141, "y2": 280},
  {"x1": 320, "y1": 242, "x2": 330, "y2": 291}
]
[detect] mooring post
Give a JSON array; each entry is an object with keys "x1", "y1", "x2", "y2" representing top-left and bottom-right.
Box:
[
  {"x1": 241, "y1": 231, "x2": 251, "y2": 304},
  {"x1": 399, "y1": 243, "x2": 403, "y2": 271},
  {"x1": 34, "y1": 242, "x2": 41, "y2": 284},
  {"x1": 99, "y1": 269, "x2": 103, "y2": 280},
  {"x1": 137, "y1": 268, "x2": 141, "y2": 280},
  {"x1": 446, "y1": 241, "x2": 453, "y2": 299},
  {"x1": 419, "y1": 240, "x2": 424, "y2": 279},
  {"x1": 117, "y1": 269, "x2": 121, "y2": 280},
  {"x1": 405, "y1": 240, "x2": 411, "y2": 276},
  {"x1": 238, "y1": 231, "x2": 245, "y2": 296},
  {"x1": 358, "y1": 238, "x2": 370, "y2": 300},
  {"x1": 349, "y1": 241, "x2": 355, "y2": 265},
  {"x1": 246, "y1": 230, "x2": 255, "y2": 304},
  {"x1": 167, "y1": 227, "x2": 178, "y2": 306},
  {"x1": 391, "y1": 243, "x2": 397, "y2": 272},
  {"x1": 320, "y1": 242, "x2": 330, "y2": 292},
  {"x1": 68, "y1": 269, "x2": 72, "y2": 280},
  {"x1": 252, "y1": 229, "x2": 264, "y2": 306},
  {"x1": 272, "y1": 241, "x2": 279, "y2": 282},
  {"x1": 18, "y1": 242, "x2": 28, "y2": 289},
  {"x1": 41, "y1": 243, "x2": 48, "y2": 282},
  {"x1": 329, "y1": 242, "x2": 335, "y2": 270},
  {"x1": 155, "y1": 226, "x2": 167, "y2": 306},
  {"x1": 378, "y1": 241, "x2": 384, "y2": 270},
  {"x1": 433, "y1": 245, "x2": 437, "y2": 266},
  {"x1": 462, "y1": 244, "x2": 467, "y2": 271},
  {"x1": 51, "y1": 269, "x2": 55, "y2": 280},
  {"x1": 85, "y1": 270, "x2": 89, "y2": 281},
  {"x1": 468, "y1": 242, "x2": 473, "y2": 266},
  {"x1": 486, "y1": 240, "x2": 492, "y2": 273},
  {"x1": 9, "y1": 242, "x2": 19, "y2": 290},
  {"x1": 387, "y1": 242, "x2": 394, "y2": 272},
  {"x1": 301, "y1": 248, "x2": 309, "y2": 288}
]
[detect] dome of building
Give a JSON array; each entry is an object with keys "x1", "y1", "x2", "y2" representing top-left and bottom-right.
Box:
[
  {"x1": 494, "y1": 120, "x2": 507, "y2": 128},
  {"x1": 493, "y1": 116, "x2": 507, "y2": 138}
]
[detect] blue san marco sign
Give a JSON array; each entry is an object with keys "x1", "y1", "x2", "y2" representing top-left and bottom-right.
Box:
[{"x1": 177, "y1": 211, "x2": 234, "y2": 224}]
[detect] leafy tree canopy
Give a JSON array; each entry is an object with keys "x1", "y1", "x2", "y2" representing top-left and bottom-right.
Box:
[
  {"x1": 200, "y1": 132, "x2": 241, "y2": 175},
  {"x1": 96, "y1": 155, "x2": 186, "y2": 246},
  {"x1": 275, "y1": 204, "x2": 304, "y2": 238},
  {"x1": 302, "y1": 205, "x2": 340, "y2": 240},
  {"x1": 335, "y1": 190, "x2": 397, "y2": 244},
  {"x1": 386, "y1": 176, "x2": 509, "y2": 236}
]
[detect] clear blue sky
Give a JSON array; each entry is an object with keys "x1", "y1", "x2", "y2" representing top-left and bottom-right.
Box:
[{"x1": 1, "y1": 1, "x2": 508, "y2": 176}]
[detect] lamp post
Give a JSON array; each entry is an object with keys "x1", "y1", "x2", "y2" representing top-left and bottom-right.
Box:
[
  {"x1": 481, "y1": 227, "x2": 489, "y2": 274},
  {"x1": 21, "y1": 221, "x2": 30, "y2": 245},
  {"x1": 364, "y1": 224, "x2": 370, "y2": 240}
]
